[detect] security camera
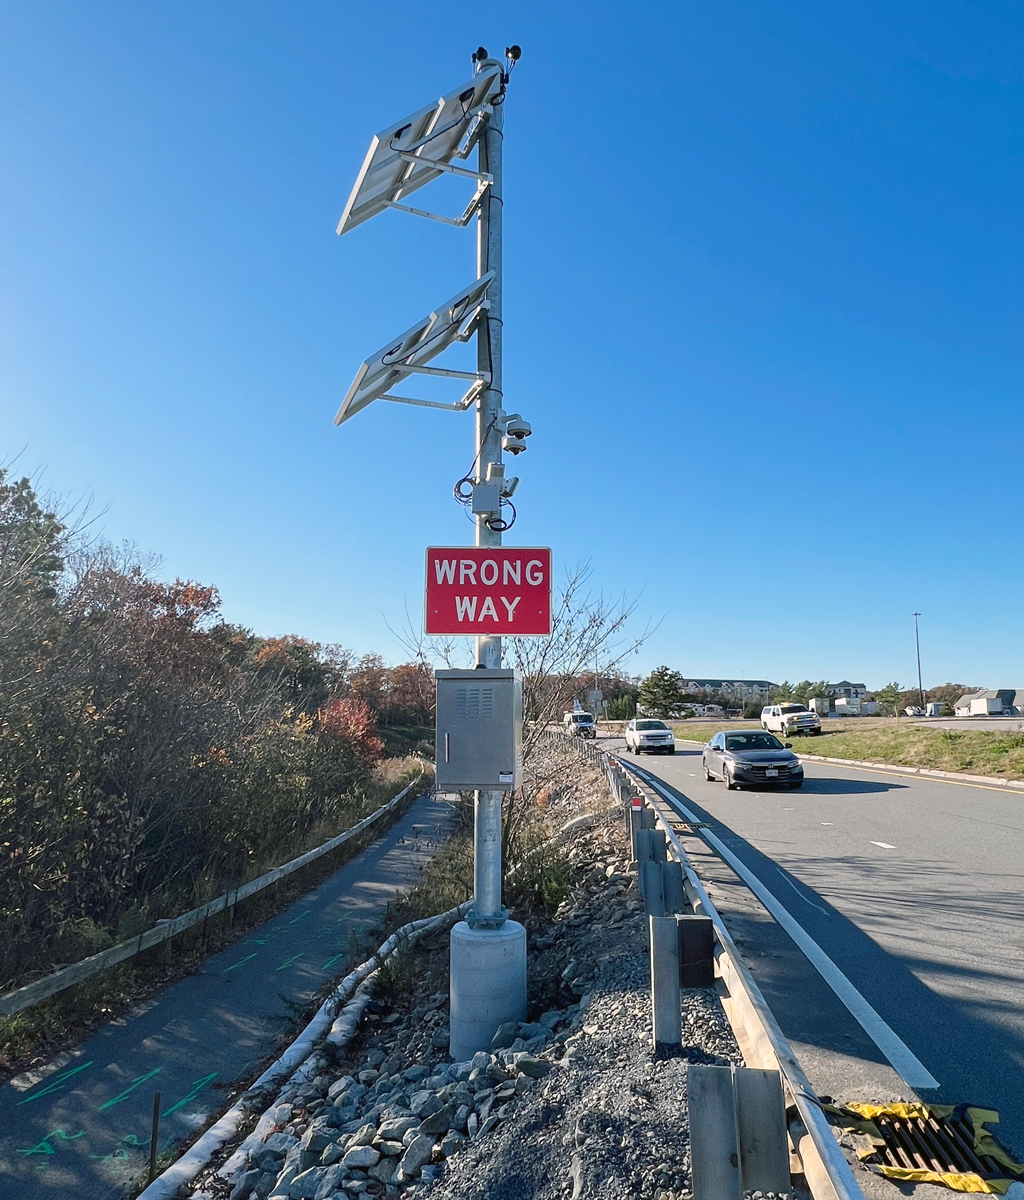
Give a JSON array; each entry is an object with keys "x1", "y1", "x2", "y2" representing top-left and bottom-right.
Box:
[
  {"x1": 501, "y1": 476, "x2": 520, "y2": 498},
  {"x1": 502, "y1": 434, "x2": 527, "y2": 455},
  {"x1": 503, "y1": 413, "x2": 532, "y2": 439}
]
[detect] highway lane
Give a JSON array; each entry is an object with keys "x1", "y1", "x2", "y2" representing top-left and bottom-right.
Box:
[
  {"x1": 607, "y1": 735, "x2": 1024, "y2": 1156},
  {"x1": 0, "y1": 792, "x2": 454, "y2": 1200}
]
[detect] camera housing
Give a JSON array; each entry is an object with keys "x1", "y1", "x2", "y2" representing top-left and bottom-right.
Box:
[
  {"x1": 502, "y1": 434, "x2": 527, "y2": 455},
  {"x1": 503, "y1": 414, "x2": 532, "y2": 439}
]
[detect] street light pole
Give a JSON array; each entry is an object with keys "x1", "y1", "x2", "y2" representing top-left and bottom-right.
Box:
[{"x1": 913, "y1": 612, "x2": 924, "y2": 711}]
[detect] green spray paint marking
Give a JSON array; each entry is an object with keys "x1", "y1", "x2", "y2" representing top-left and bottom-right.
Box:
[
  {"x1": 224, "y1": 952, "x2": 258, "y2": 973},
  {"x1": 276, "y1": 953, "x2": 303, "y2": 971},
  {"x1": 18, "y1": 1060, "x2": 94, "y2": 1104},
  {"x1": 122, "y1": 1134, "x2": 145, "y2": 1146},
  {"x1": 99, "y1": 1067, "x2": 162, "y2": 1110},
  {"x1": 321, "y1": 952, "x2": 347, "y2": 971},
  {"x1": 17, "y1": 1128, "x2": 86, "y2": 1155},
  {"x1": 162, "y1": 1072, "x2": 217, "y2": 1117},
  {"x1": 287, "y1": 910, "x2": 311, "y2": 925}
]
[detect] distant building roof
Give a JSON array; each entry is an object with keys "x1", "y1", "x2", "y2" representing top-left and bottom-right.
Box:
[
  {"x1": 828, "y1": 680, "x2": 866, "y2": 689},
  {"x1": 683, "y1": 679, "x2": 776, "y2": 687},
  {"x1": 954, "y1": 689, "x2": 1024, "y2": 707}
]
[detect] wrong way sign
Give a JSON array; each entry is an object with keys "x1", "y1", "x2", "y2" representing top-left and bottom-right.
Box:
[{"x1": 425, "y1": 547, "x2": 552, "y2": 636}]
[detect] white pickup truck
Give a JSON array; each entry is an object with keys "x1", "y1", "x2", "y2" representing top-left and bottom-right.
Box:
[{"x1": 761, "y1": 703, "x2": 822, "y2": 737}]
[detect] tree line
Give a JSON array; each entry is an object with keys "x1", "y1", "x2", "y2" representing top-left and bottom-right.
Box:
[
  {"x1": 0, "y1": 469, "x2": 433, "y2": 990},
  {"x1": 630, "y1": 666, "x2": 981, "y2": 720}
]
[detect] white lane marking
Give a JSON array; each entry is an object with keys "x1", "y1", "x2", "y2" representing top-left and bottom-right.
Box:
[
  {"x1": 777, "y1": 869, "x2": 830, "y2": 914},
  {"x1": 688, "y1": 773, "x2": 697, "y2": 777},
  {"x1": 631, "y1": 765, "x2": 940, "y2": 1090},
  {"x1": 871, "y1": 841, "x2": 896, "y2": 849},
  {"x1": 821, "y1": 821, "x2": 834, "y2": 825}
]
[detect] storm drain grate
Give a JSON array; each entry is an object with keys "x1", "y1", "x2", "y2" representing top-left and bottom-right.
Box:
[
  {"x1": 825, "y1": 1101, "x2": 1024, "y2": 1191},
  {"x1": 872, "y1": 1109, "x2": 1008, "y2": 1178}
]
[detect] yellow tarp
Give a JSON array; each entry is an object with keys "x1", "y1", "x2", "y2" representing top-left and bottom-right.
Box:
[{"x1": 877, "y1": 1167, "x2": 1011, "y2": 1194}]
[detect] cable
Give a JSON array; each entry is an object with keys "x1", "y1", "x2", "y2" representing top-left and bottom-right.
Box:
[
  {"x1": 388, "y1": 92, "x2": 475, "y2": 157},
  {"x1": 452, "y1": 411, "x2": 502, "y2": 506},
  {"x1": 485, "y1": 498, "x2": 516, "y2": 533}
]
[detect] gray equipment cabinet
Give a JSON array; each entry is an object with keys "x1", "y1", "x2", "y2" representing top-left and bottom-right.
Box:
[{"x1": 435, "y1": 668, "x2": 523, "y2": 791}]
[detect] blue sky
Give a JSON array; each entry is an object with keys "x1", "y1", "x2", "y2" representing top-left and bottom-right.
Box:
[{"x1": 2, "y1": 0, "x2": 1022, "y2": 689}]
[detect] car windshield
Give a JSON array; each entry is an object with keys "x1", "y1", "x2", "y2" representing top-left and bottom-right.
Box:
[
  {"x1": 725, "y1": 733, "x2": 784, "y2": 751},
  {"x1": 570, "y1": 713, "x2": 593, "y2": 723},
  {"x1": 635, "y1": 720, "x2": 668, "y2": 730},
  {"x1": 779, "y1": 704, "x2": 808, "y2": 714}
]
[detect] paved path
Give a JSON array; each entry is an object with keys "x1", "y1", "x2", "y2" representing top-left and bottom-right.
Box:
[
  {"x1": 607, "y1": 735, "x2": 1024, "y2": 1157},
  {"x1": 0, "y1": 791, "x2": 454, "y2": 1200}
]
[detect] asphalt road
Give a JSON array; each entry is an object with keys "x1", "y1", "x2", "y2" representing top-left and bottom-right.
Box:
[
  {"x1": 0, "y1": 791, "x2": 454, "y2": 1200},
  {"x1": 608, "y1": 735, "x2": 1024, "y2": 1157}
]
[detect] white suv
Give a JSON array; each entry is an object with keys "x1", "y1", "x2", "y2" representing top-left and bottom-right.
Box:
[
  {"x1": 761, "y1": 703, "x2": 822, "y2": 737},
  {"x1": 625, "y1": 719, "x2": 675, "y2": 755}
]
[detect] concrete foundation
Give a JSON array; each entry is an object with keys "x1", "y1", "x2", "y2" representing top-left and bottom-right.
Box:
[{"x1": 449, "y1": 919, "x2": 527, "y2": 1061}]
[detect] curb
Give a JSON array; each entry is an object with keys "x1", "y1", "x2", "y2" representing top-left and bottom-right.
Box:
[{"x1": 671, "y1": 738, "x2": 1024, "y2": 793}]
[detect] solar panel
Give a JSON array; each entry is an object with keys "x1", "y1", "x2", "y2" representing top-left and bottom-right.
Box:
[
  {"x1": 334, "y1": 272, "x2": 495, "y2": 426},
  {"x1": 337, "y1": 65, "x2": 502, "y2": 236}
]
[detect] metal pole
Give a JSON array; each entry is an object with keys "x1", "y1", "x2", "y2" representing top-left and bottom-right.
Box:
[
  {"x1": 148, "y1": 1092, "x2": 161, "y2": 1182},
  {"x1": 913, "y1": 612, "x2": 924, "y2": 711},
  {"x1": 472, "y1": 60, "x2": 505, "y2": 925}
]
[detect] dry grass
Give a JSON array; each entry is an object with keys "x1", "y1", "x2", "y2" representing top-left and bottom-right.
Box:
[
  {"x1": 386, "y1": 739, "x2": 610, "y2": 936},
  {"x1": 672, "y1": 719, "x2": 1024, "y2": 780}
]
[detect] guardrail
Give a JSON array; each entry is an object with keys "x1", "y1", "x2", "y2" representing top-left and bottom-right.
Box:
[
  {"x1": 0, "y1": 769, "x2": 427, "y2": 1018},
  {"x1": 543, "y1": 729, "x2": 865, "y2": 1200}
]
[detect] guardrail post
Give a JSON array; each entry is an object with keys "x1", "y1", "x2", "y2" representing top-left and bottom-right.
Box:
[
  {"x1": 662, "y1": 860, "x2": 685, "y2": 914},
  {"x1": 688, "y1": 1064, "x2": 742, "y2": 1200},
  {"x1": 640, "y1": 861, "x2": 665, "y2": 916},
  {"x1": 649, "y1": 915, "x2": 682, "y2": 1051},
  {"x1": 634, "y1": 828, "x2": 666, "y2": 897},
  {"x1": 733, "y1": 1068, "x2": 789, "y2": 1194},
  {"x1": 687, "y1": 1064, "x2": 790, "y2": 1198},
  {"x1": 677, "y1": 914, "x2": 715, "y2": 987},
  {"x1": 627, "y1": 800, "x2": 645, "y2": 859}
]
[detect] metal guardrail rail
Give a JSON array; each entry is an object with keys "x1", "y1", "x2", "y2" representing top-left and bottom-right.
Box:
[
  {"x1": 0, "y1": 769, "x2": 427, "y2": 1018},
  {"x1": 545, "y1": 730, "x2": 865, "y2": 1200}
]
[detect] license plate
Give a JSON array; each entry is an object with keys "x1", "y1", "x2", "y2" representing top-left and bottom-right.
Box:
[{"x1": 765, "y1": 768, "x2": 778, "y2": 778}]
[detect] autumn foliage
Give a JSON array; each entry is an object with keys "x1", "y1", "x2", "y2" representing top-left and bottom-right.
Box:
[{"x1": 0, "y1": 469, "x2": 433, "y2": 990}]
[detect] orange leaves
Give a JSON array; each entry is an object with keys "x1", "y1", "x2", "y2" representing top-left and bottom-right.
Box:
[{"x1": 317, "y1": 698, "x2": 386, "y2": 767}]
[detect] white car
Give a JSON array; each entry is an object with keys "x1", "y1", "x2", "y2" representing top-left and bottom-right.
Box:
[
  {"x1": 761, "y1": 703, "x2": 822, "y2": 737},
  {"x1": 625, "y1": 718, "x2": 675, "y2": 755}
]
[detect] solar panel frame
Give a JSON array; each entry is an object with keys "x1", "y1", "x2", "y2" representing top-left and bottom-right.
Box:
[
  {"x1": 334, "y1": 272, "x2": 495, "y2": 426},
  {"x1": 337, "y1": 66, "x2": 502, "y2": 236}
]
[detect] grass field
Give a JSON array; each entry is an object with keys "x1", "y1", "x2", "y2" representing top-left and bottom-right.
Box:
[{"x1": 668, "y1": 718, "x2": 1024, "y2": 781}]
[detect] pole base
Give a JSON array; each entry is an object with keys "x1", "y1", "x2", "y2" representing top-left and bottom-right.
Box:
[{"x1": 449, "y1": 919, "x2": 526, "y2": 1061}]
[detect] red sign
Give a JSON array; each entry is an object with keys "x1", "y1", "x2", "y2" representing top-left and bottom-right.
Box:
[{"x1": 425, "y1": 547, "x2": 552, "y2": 636}]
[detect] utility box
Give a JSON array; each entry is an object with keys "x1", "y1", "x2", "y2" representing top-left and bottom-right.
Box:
[{"x1": 435, "y1": 668, "x2": 523, "y2": 791}]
